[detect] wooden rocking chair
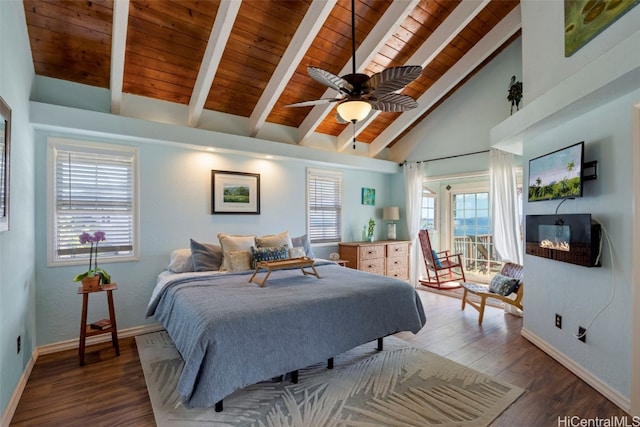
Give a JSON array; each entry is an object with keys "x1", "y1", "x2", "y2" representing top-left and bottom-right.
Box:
[{"x1": 418, "y1": 229, "x2": 466, "y2": 289}]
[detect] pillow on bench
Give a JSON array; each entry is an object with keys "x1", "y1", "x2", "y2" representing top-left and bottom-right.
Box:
[{"x1": 488, "y1": 273, "x2": 520, "y2": 296}]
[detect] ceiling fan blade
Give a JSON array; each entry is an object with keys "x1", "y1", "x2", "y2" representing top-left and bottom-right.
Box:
[
  {"x1": 369, "y1": 66, "x2": 423, "y2": 97},
  {"x1": 307, "y1": 67, "x2": 354, "y2": 94},
  {"x1": 369, "y1": 93, "x2": 418, "y2": 112},
  {"x1": 285, "y1": 97, "x2": 342, "y2": 108}
]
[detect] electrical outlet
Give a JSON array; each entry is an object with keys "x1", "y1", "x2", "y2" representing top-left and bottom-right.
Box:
[
  {"x1": 578, "y1": 326, "x2": 586, "y2": 343},
  {"x1": 17, "y1": 335, "x2": 21, "y2": 354},
  {"x1": 555, "y1": 314, "x2": 562, "y2": 329}
]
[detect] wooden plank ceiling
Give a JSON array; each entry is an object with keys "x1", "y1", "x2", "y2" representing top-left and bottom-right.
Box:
[{"x1": 23, "y1": 0, "x2": 520, "y2": 158}]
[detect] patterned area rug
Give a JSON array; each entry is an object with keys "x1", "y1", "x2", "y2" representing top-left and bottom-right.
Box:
[{"x1": 136, "y1": 331, "x2": 524, "y2": 426}]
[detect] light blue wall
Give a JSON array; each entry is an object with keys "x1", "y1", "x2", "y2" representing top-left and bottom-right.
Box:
[
  {"x1": 523, "y1": 87, "x2": 639, "y2": 400},
  {"x1": 33, "y1": 132, "x2": 395, "y2": 345},
  {"x1": 0, "y1": 0, "x2": 36, "y2": 419},
  {"x1": 391, "y1": 38, "x2": 523, "y2": 171}
]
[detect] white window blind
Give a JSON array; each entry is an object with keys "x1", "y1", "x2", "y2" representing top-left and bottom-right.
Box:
[
  {"x1": 51, "y1": 141, "x2": 137, "y2": 263},
  {"x1": 307, "y1": 169, "x2": 342, "y2": 243}
]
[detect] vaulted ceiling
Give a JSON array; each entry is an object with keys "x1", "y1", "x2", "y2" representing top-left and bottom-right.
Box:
[{"x1": 23, "y1": 0, "x2": 521, "y2": 158}]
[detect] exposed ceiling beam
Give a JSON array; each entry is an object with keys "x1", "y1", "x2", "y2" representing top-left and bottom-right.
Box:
[
  {"x1": 249, "y1": 0, "x2": 336, "y2": 137},
  {"x1": 188, "y1": 0, "x2": 242, "y2": 128},
  {"x1": 336, "y1": 0, "x2": 490, "y2": 151},
  {"x1": 297, "y1": 0, "x2": 420, "y2": 145},
  {"x1": 109, "y1": 0, "x2": 130, "y2": 115},
  {"x1": 370, "y1": 5, "x2": 522, "y2": 158}
]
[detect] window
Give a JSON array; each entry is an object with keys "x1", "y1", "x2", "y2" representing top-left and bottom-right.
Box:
[
  {"x1": 48, "y1": 138, "x2": 138, "y2": 266},
  {"x1": 307, "y1": 168, "x2": 342, "y2": 243},
  {"x1": 420, "y1": 185, "x2": 437, "y2": 230}
]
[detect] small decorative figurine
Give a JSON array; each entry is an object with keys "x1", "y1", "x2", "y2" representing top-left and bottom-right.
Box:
[{"x1": 507, "y1": 75, "x2": 523, "y2": 115}]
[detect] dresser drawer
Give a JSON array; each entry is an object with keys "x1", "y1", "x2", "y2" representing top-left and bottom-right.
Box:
[
  {"x1": 386, "y1": 256, "x2": 408, "y2": 271},
  {"x1": 359, "y1": 257, "x2": 385, "y2": 273},
  {"x1": 386, "y1": 243, "x2": 408, "y2": 257},
  {"x1": 386, "y1": 267, "x2": 409, "y2": 280},
  {"x1": 359, "y1": 245, "x2": 385, "y2": 260}
]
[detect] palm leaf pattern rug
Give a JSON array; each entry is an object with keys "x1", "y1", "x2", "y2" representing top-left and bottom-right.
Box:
[{"x1": 136, "y1": 331, "x2": 523, "y2": 426}]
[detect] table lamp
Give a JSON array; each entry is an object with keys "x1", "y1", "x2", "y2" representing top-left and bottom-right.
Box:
[{"x1": 383, "y1": 207, "x2": 400, "y2": 240}]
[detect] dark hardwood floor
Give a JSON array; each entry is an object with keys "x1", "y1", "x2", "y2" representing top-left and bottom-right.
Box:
[{"x1": 10, "y1": 289, "x2": 628, "y2": 426}]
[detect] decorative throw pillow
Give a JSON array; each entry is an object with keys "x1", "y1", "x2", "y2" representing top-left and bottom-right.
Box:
[
  {"x1": 289, "y1": 247, "x2": 306, "y2": 258},
  {"x1": 488, "y1": 273, "x2": 520, "y2": 296},
  {"x1": 228, "y1": 250, "x2": 252, "y2": 272},
  {"x1": 291, "y1": 234, "x2": 315, "y2": 258},
  {"x1": 217, "y1": 233, "x2": 256, "y2": 271},
  {"x1": 255, "y1": 231, "x2": 294, "y2": 249},
  {"x1": 168, "y1": 248, "x2": 194, "y2": 273},
  {"x1": 190, "y1": 239, "x2": 223, "y2": 271},
  {"x1": 431, "y1": 250, "x2": 443, "y2": 268},
  {"x1": 251, "y1": 245, "x2": 289, "y2": 269}
]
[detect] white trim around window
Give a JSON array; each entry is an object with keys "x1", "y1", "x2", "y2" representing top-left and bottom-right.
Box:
[
  {"x1": 306, "y1": 168, "x2": 343, "y2": 244},
  {"x1": 47, "y1": 137, "x2": 140, "y2": 267}
]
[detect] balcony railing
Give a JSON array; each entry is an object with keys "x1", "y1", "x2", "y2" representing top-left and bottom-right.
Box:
[{"x1": 453, "y1": 234, "x2": 503, "y2": 280}]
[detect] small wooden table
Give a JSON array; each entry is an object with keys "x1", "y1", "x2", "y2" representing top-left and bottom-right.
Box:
[
  {"x1": 77, "y1": 283, "x2": 120, "y2": 366},
  {"x1": 249, "y1": 257, "x2": 320, "y2": 287}
]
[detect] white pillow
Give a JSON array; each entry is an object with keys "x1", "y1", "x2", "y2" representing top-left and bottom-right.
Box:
[
  {"x1": 168, "y1": 248, "x2": 194, "y2": 273},
  {"x1": 217, "y1": 233, "x2": 256, "y2": 271},
  {"x1": 289, "y1": 247, "x2": 306, "y2": 258},
  {"x1": 255, "y1": 231, "x2": 293, "y2": 249}
]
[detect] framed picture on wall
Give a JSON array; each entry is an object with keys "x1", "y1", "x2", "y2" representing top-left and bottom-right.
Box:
[
  {"x1": 361, "y1": 187, "x2": 375, "y2": 206},
  {"x1": 0, "y1": 97, "x2": 11, "y2": 232},
  {"x1": 211, "y1": 170, "x2": 260, "y2": 214}
]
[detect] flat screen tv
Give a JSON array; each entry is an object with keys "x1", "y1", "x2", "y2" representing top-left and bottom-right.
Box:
[{"x1": 528, "y1": 141, "x2": 584, "y2": 202}]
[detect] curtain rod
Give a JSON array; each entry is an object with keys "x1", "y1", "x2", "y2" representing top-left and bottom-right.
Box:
[{"x1": 399, "y1": 149, "x2": 490, "y2": 166}]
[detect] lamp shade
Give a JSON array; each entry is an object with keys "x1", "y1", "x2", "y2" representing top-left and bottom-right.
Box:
[
  {"x1": 336, "y1": 100, "x2": 372, "y2": 123},
  {"x1": 383, "y1": 207, "x2": 400, "y2": 221}
]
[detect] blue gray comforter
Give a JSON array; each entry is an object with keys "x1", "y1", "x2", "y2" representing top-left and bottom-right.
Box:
[{"x1": 146, "y1": 261, "x2": 426, "y2": 408}]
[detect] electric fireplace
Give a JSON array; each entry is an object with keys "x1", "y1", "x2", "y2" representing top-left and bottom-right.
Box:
[{"x1": 525, "y1": 214, "x2": 601, "y2": 267}]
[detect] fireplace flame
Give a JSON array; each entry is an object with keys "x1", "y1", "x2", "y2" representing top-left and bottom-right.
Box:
[{"x1": 540, "y1": 239, "x2": 570, "y2": 252}]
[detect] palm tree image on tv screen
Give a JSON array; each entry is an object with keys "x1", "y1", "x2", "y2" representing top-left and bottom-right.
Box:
[
  {"x1": 223, "y1": 184, "x2": 250, "y2": 203},
  {"x1": 528, "y1": 143, "x2": 583, "y2": 202}
]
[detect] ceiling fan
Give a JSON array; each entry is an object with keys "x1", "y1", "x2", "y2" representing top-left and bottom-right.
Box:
[{"x1": 286, "y1": 0, "x2": 423, "y2": 128}]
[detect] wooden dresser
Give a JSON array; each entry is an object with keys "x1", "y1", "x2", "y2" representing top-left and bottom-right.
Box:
[{"x1": 338, "y1": 240, "x2": 410, "y2": 280}]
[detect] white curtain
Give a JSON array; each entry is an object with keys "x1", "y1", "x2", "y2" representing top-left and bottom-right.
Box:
[
  {"x1": 490, "y1": 149, "x2": 523, "y2": 265},
  {"x1": 490, "y1": 149, "x2": 523, "y2": 316},
  {"x1": 404, "y1": 162, "x2": 424, "y2": 286}
]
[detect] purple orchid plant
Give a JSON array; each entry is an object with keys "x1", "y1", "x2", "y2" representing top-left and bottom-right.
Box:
[{"x1": 73, "y1": 231, "x2": 111, "y2": 284}]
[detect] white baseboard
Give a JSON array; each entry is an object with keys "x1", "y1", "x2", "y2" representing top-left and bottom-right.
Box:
[
  {"x1": 1, "y1": 323, "x2": 164, "y2": 426},
  {"x1": 1, "y1": 350, "x2": 37, "y2": 427},
  {"x1": 37, "y1": 323, "x2": 164, "y2": 355},
  {"x1": 521, "y1": 327, "x2": 631, "y2": 414}
]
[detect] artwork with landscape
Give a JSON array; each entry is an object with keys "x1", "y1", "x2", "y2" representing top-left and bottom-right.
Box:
[{"x1": 212, "y1": 170, "x2": 260, "y2": 214}]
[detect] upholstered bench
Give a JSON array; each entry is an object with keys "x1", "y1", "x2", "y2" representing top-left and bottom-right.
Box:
[{"x1": 460, "y1": 262, "x2": 524, "y2": 324}]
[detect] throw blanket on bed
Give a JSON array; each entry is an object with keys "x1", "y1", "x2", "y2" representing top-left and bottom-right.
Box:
[{"x1": 146, "y1": 261, "x2": 426, "y2": 408}]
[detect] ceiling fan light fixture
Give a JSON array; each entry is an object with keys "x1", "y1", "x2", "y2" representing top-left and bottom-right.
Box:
[{"x1": 337, "y1": 100, "x2": 371, "y2": 123}]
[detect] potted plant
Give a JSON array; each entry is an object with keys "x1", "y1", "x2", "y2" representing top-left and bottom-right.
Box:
[
  {"x1": 367, "y1": 218, "x2": 375, "y2": 242},
  {"x1": 73, "y1": 231, "x2": 111, "y2": 290}
]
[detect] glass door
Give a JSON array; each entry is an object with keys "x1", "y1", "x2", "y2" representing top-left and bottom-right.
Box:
[{"x1": 450, "y1": 190, "x2": 502, "y2": 281}]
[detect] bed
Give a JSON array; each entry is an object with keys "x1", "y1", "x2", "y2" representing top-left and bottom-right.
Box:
[{"x1": 146, "y1": 259, "x2": 426, "y2": 409}]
